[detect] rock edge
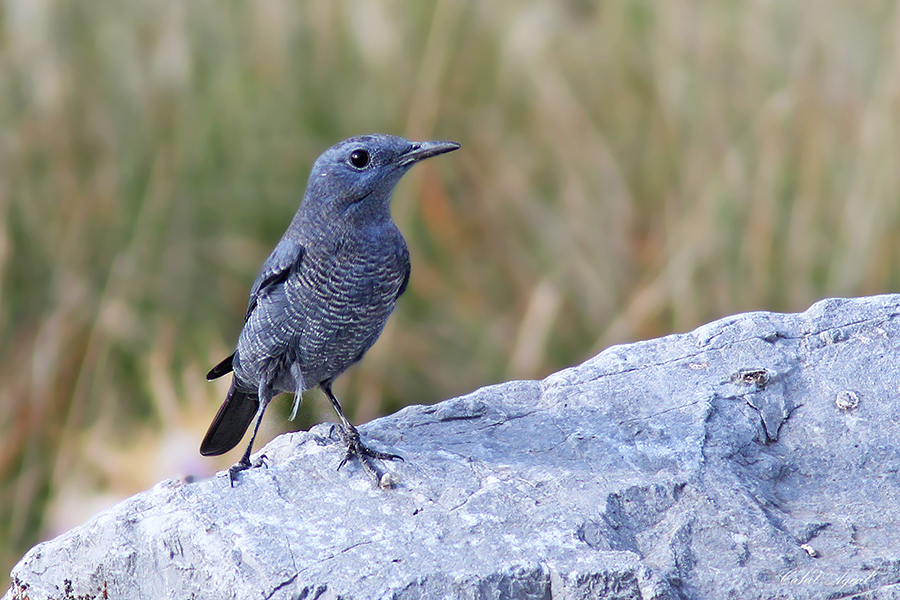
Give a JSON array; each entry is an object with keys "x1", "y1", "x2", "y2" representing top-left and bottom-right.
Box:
[{"x1": 7, "y1": 295, "x2": 900, "y2": 600}]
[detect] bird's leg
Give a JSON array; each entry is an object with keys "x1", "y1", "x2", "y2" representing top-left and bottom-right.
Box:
[
  {"x1": 229, "y1": 380, "x2": 273, "y2": 487},
  {"x1": 321, "y1": 382, "x2": 402, "y2": 483}
]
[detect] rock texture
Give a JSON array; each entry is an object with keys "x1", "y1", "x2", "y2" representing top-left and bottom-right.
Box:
[{"x1": 7, "y1": 295, "x2": 900, "y2": 600}]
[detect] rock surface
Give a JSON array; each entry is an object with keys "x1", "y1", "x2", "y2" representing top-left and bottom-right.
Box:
[{"x1": 7, "y1": 295, "x2": 900, "y2": 600}]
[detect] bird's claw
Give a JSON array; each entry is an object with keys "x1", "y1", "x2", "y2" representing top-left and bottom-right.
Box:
[
  {"x1": 227, "y1": 453, "x2": 268, "y2": 487},
  {"x1": 228, "y1": 457, "x2": 251, "y2": 487},
  {"x1": 335, "y1": 424, "x2": 402, "y2": 484},
  {"x1": 338, "y1": 445, "x2": 403, "y2": 469}
]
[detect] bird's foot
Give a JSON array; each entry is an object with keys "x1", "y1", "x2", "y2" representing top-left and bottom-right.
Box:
[
  {"x1": 227, "y1": 453, "x2": 267, "y2": 487},
  {"x1": 335, "y1": 424, "x2": 402, "y2": 487}
]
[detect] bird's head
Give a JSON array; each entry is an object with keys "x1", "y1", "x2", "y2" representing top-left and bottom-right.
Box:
[{"x1": 298, "y1": 134, "x2": 460, "y2": 229}]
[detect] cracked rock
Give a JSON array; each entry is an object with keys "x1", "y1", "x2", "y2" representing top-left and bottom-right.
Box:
[{"x1": 7, "y1": 295, "x2": 900, "y2": 599}]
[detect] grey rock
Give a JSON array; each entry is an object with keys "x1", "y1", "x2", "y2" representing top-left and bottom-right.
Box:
[{"x1": 7, "y1": 295, "x2": 900, "y2": 600}]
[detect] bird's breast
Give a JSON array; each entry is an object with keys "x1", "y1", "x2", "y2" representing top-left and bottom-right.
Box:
[{"x1": 234, "y1": 226, "x2": 409, "y2": 392}]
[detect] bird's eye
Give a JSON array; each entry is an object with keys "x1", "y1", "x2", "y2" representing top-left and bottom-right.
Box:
[{"x1": 349, "y1": 149, "x2": 370, "y2": 169}]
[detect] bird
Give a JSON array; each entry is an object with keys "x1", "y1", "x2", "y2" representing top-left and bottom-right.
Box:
[{"x1": 200, "y1": 134, "x2": 460, "y2": 486}]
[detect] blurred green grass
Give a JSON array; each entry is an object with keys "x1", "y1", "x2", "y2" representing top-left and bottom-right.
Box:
[{"x1": 2, "y1": 0, "x2": 900, "y2": 577}]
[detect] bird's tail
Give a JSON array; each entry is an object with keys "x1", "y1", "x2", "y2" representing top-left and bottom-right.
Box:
[{"x1": 200, "y1": 381, "x2": 259, "y2": 456}]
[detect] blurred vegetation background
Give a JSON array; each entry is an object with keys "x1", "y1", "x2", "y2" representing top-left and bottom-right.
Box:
[{"x1": 2, "y1": 0, "x2": 900, "y2": 576}]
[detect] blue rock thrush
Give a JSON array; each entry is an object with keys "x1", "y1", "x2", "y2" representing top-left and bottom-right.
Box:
[{"x1": 201, "y1": 134, "x2": 460, "y2": 486}]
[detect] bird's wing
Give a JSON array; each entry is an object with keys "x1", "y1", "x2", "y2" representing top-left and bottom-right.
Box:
[
  {"x1": 245, "y1": 238, "x2": 305, "y2": 322},
  {"x1": 205, "y1": 239, "x2": 305, "y2": 381},
  {"x1": 206, "y1": 353, "x2": 234, "y2": 380}
]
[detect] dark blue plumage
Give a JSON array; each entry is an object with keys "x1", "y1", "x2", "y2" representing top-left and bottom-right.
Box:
[{"x1": 201, "y1": 134, "x2": 459, "y2": 485}]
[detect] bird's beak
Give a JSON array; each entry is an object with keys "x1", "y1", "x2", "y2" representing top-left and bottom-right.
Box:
[{"x1": 399, "y1": 140, "x2": 461, "y2": 166}]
